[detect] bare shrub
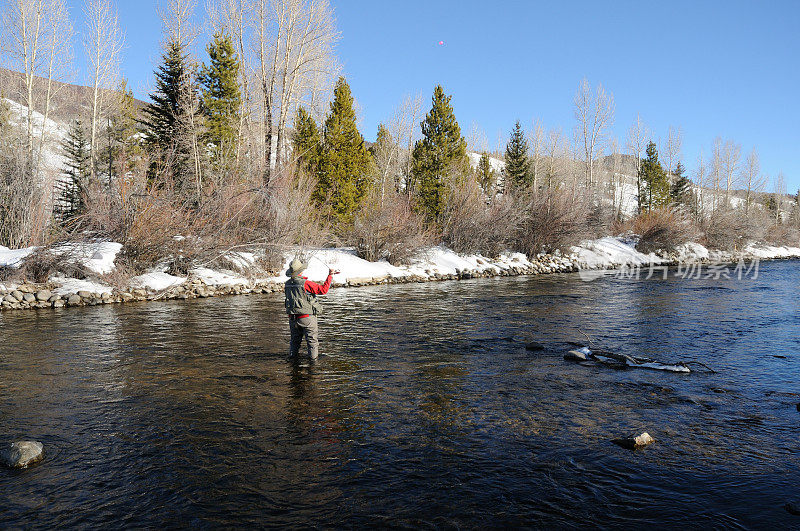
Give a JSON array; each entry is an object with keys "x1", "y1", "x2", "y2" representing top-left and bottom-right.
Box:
[
  {"x1": 17, "y1": 247, "x2": 90, "y2": 283},
  {"x1": 512, "y1": 185, "x2": 592, "y2": 255},
  {"x1": 764, "y1": 223, "x2": 800, "y2": 247},
  {"x1": 441, "y1": 175, "x2": 522, "y2": 256},
  {"x1": 350, "y1": 190, "x2": 431, "y2": 264},
  {"x1": 625, "y1": 208, "x2": 699, "y2": 253},
  {"x1": 76, "y1": 161, "x2": 326, "y2": 273},
  {"x1": 702, "y1": 208, "x2": 752, "y2": 251}
]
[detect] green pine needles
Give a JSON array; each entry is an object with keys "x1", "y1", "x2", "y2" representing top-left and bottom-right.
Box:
[
  {"x1": 314, "y1": 77, "x2": 373, "y2": 224},
  {"x1": 411, "y1": 85, "x2": 469, "y2": 223}
]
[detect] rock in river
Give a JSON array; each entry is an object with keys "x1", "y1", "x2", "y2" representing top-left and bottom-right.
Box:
[
  {"x1": 525, "y1": 341, "x2": 545, "y2": 351},
  {"x1": 785, "y1": 502, "x2": 800, "y2": 516},
  {"x1": 612, "y1": 432, "x2": 655, "y2": 450},
  {"x1": 564, "y1": 349, "x2": 589, "y2": 362},
  {"x1": 1, "y1": 441, "x2": 44, "y2": 469}
]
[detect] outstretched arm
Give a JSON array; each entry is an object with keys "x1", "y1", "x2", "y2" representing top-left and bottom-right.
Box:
[{"x1": 304, "y1": 273, "x2": 333, "y2": 295}]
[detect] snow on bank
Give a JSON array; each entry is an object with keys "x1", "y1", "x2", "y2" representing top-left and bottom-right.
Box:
[
  {"x1": 270, "y1": 246, "x2": 536, "y2": 285},
  {"x1": 0, "y1": 241, "x2": 122, "y2": 275},
  {"x1": 570, "y1": 237, "x2": 662, "y2": 269},
  {"x1": 3, "y1": 236, "x2": 800, "y2": 305},
  {"x1": 130, "y1": 272, "x2": 186, "y2": 291},
  {"x1": 52, "y1": 277, "x2": 113, "y2": 296},
  {"x1": 743, "y1": 243, "x2": 800, "y2": 259},
  {"x1": 0, "y1": 245, "x2": 35, "y2": 268}
]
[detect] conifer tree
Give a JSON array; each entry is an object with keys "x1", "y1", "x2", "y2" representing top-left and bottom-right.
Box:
[
  {"x1": 316, "y1": 77, "x2": 373, "y2": 223},
  {"x1": 411, "y1": 85, "x2": 469, "y2": 222},
  {"x1": 142, "y1": 40, "x2": 203, "y2": 187},
  {"x1": 199, "y1": 32, "x2": 241, "y2": 166},
  {"x1": 670, "y1": 161, "x2": 693, "y2": 207},
  {"x1": 292, "y1": 105, "x2": 322, "y2": 178},
  {"x1": 638, "y1": 141, "x2": 670, "y2": 211},
  {"x1": 109, "y1": 79, "x2": 144, "y2": 174},
  {"x1": 504, "y1": 120, "x2": 531, "y2": 190},
  {"x1": 57, "y1": 119, "x2": 91, "y2": 221},
  {"x1": 475, "y1": 152, "x2": 496, "y2": 196}
]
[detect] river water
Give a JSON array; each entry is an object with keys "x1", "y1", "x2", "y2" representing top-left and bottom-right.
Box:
[{"x1": 1, "y1": 261, "x2": 799, "y2": 527}]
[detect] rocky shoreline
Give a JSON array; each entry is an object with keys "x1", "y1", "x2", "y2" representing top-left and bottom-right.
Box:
[
  {"x1": 4, "y1": 249, "x2": 797, "y2": 313},
  {"x1": 0, "y1": 254, "x2": 584, "y2": 312}
]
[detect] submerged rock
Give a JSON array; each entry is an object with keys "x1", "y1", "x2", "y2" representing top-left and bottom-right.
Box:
[
  {"x1": 525, "y1": 341, "x2": 545, "y2": 351},
  {"x1": 564, "y1": 349, "x2": 590, "y2": 362},
  {"x1": 1, "y1": 441, "x2": 44, "y2": 469},
  {"x1": 612, "y1": 432, "x2": 655, "y2": 450},
  {"x1": 785, "y1": 502, "x2": 800, "y2": 516}
]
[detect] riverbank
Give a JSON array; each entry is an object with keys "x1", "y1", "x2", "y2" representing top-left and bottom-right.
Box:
[{"x1": 1, "y1": 237, "x2": 799, "y2": 312}]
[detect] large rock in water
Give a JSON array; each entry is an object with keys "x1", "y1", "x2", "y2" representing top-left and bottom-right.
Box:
[
  {"x1": 1, "y1": 441, "x2": 44, "y2": 468},
  {"x1": 612, "y1": 432, "x2": 655, "y2": 450},
  {"x1": 525, "y1": 341, "x2": 545, "y2": 351}
]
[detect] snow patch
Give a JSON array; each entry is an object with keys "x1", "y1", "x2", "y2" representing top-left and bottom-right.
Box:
[
  {"x1": 570, "y1": 237, "x2": 662, "y2": 269},
  {"x1": 52, "y1": 277, "x2": 113, "y2": 296},
  {"x1": 129, "y1": 272, "x2": 186, "y2": 291},
  {"x1": 0, "y1": 245, "x2": 36, "y2": 268},
  {"x1": 191, "y1": 267, "x2": 248, "y2": 286}
]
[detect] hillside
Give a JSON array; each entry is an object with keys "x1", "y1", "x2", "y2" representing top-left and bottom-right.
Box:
[{"x1": 0, "y1": 68, "x2": 147, "y2": 126}]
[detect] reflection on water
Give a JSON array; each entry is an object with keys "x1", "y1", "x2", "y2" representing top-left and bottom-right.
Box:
[{"x1": 1, "y1": 261, "x2": 799, "y2": 527}]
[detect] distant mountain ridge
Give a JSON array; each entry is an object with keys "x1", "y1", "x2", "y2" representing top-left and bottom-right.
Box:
[{"x1": 0, "y1": 68, "x2": 147, "y2": 126}]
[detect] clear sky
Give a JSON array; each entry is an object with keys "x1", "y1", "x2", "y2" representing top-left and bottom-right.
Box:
[{"x1": 66, "y1": 0, "x2": 799, "y2": 191}]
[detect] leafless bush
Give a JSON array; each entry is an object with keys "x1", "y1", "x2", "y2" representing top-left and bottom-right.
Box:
[
  {"x1": 75, "y1": 160, "x2": 327, "y2": 273},
  {"x1": 702, "y1": 208, "x2": 753, "y2": 251},
  {"x1": 624, "y1": 208, "x2": 699, "y2": 253},
  {"x1": 350, "y1": 190, "x2": 432, "y2": 264},
  {"x1": 441, "y1": 175, "x2": 522, "y2": 256},
  {"x1": 512, "y1": 185, "x2": 592, "y2": 255},
  {"x1": 0, "y1": 134, "x2": 49, "y2": 248},
  {"x1": 764, "y1": 223, "x2": 800, "y2": 247},
  {"x1": 17, "y1": 247, "x2": 90, "y2": 283}
]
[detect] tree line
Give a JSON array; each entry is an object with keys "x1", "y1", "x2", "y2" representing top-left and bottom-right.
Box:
[{"x1": 0, "y1": 0, "x2": 797, "y2": 272}]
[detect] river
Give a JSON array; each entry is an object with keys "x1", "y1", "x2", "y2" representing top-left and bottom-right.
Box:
[{"x1": 1, "y1": 260, "x2": 799, "y2": 527}]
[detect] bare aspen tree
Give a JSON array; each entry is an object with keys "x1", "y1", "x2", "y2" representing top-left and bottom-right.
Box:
[
  {"x1": 664, "y1": 125, "x2": 682, "y2": 181},
  {"x1": 625, "y1": 113, "x2": 649, "y2": 213},
  {"x1": 573, "y1": 77, "x2": 614, "y2": 186},
  {"x1": 608, "y1": 137, "x2": 623, "y2": 218},
  {"x1": 694, "y1": 149, "x2": 707, "y2": 219},
  {"x1": 466, "y1": 121, "x2": 489, "y2": 153},
  {"x1": 739, "y1": 147, "x2": 764, "y2": 217},
  {"x1": 544, "y1": 127, "x2": 565, "y2": 190},
  {"x1": 710, "y1": 137, "x2": 722, "y2": 213},
  {"x1": 383, "y1": 93, "x2": 422, "y2": 198},
  {"x1": 84, "y1": 0, "x2": 123, "y2": 182},
  {"x1": 528, "y1": 118, "x2": 544, "y2": 188},
  {"x1": 2, "y1": 0, "x2": 73, "y2": 163},
  {"x1": 159, "y1": 0, "x2": 200, "y2": 49},
  {"x1": 721, "y1": 139, "x2": 741, "y2": 209},
  {"x1": 274, "y1": 0, "x2": 338, "y2": 168},
  {"x1": 250, "y1": 0, "x2": 338, "y2": 184},
  {"x1": 773, "y1": 172, "x2": 786, "y2": 225}
]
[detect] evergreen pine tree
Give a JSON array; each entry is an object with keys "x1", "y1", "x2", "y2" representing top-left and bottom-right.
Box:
[
  {"x1": 292, "y1": 105, "x2": 322, "y2": 178},
  {"x1": 198, "y1": 32, "x2": 241, "y2": 166},
  {"x1": 504, "y1": 120, "x2": 530, "y2": 190},
  {"x1": 316, "y1": 77, "x2": 373, "y2": 224},
  {"x1": 411, "y1": 85, "x2": 469, "y2": 222},
  {"x1": 141, "y1": 40, "x2": 202, "y2": 186},
  {"x1": 475, "y1": 152, "x2": 496, "y2": 196},
  {"x1": 638, "y1": 141, "x2": 670, "y2": 211},
  {"x1": 109, "y1": 79, "x2": 144, "y2": 174},
  {"x1": 670, "y1": 161, "x2": 693, "y2": 207},
  {"x1": 57, "y1": 119, "x2": 91, "y2": 221}
]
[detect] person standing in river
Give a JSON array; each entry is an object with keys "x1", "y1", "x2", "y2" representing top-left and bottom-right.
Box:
[{"x1": 284, "y1": 259, "x2": 336, "y2": 360}]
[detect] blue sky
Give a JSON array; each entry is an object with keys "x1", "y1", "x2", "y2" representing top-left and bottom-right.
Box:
[{"x1": 67, "y1": 0, "x2": 799, "y2": 191}]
